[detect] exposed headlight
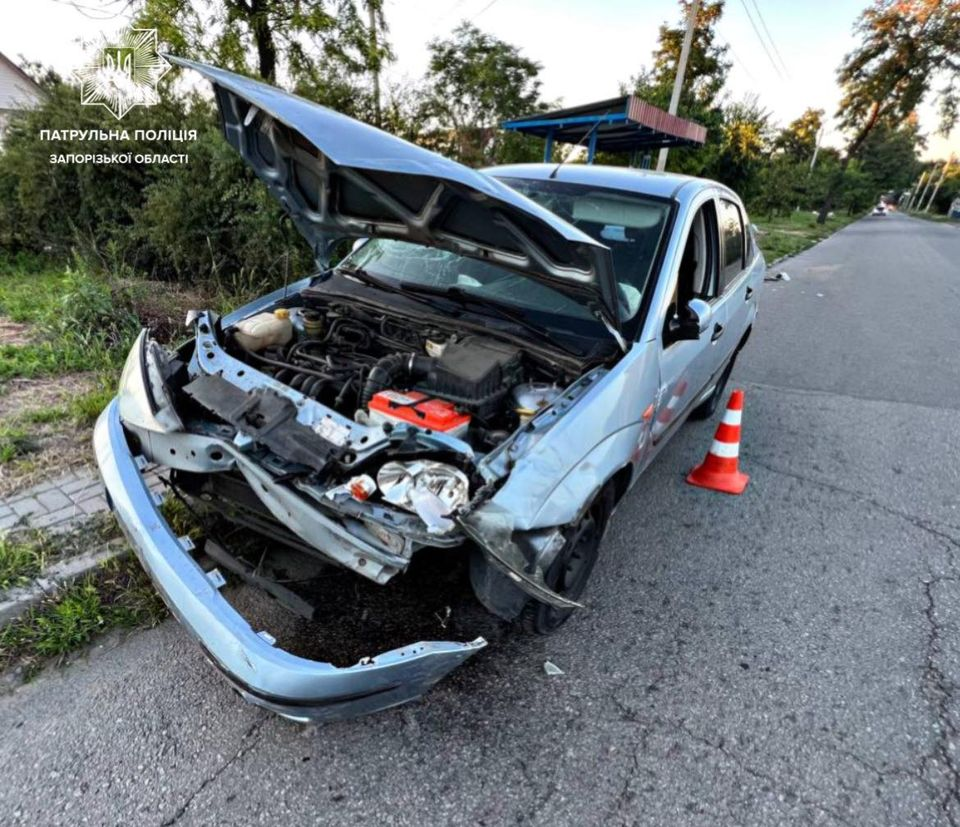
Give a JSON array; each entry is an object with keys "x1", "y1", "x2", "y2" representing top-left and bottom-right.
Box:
[
  {"x1": 377, "y1": 460, "x2": 470, "y2": 534},
  {"x1": 118, "y1": 330, "x2": 183, "y2": 433}
]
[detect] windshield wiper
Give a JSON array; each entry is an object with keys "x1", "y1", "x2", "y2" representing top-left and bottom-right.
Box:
[
  {"x1": 393, "y1": 282, "x2": 583, "y2": 356},
  {"x1": 336, "y1": 265, "x2": 446, "y2": 311}
]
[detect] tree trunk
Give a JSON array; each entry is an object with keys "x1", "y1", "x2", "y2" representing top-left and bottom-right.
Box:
[
  {"x1": 251, "y1": 0, "x2": 277, "y2": 82},
  {"x1": 816, "y1": 154, "x2": 850, "y2": 224}
]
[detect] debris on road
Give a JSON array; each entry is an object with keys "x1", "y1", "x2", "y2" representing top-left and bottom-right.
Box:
[{"x1": 543, "y1": 660, "x2": 564, "y2": 676}]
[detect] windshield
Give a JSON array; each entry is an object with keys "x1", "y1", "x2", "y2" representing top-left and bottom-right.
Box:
[
  {"x1": 502, "y1": 177, "x2": 671, "y2": 317},
  {"x1": 342, "y1": 178, "x2": 671, "y2": 331},
  {"x1": 344, "y1": 240, "x2": 600, "y2": 325}
]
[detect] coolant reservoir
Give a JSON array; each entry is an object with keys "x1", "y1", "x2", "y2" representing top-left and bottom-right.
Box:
[
  {"x1": 513, "y1": 383, "x2": 561, "y2": 424},
  {"x1": 232, "y1": 309, "x2": 293, "y2": 352}
]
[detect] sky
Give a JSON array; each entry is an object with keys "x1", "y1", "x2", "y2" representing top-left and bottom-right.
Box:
[{"x1": 1, "y1": 0, "x2": 957, "y2": 161}]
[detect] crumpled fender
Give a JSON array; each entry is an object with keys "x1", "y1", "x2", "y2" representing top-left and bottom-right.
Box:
[
  {"x1": 457, "y1": 506, "x2": 581, "y2": 610},
  {"x1": 460, "y1": 426, "x2": 647, "y2": 610},
  {"x1": 461, "y1": 344, "x2": 658, "y2": 608},
  {"x1": 488, "y1": 343, "x2": 657, "y2": 532}
]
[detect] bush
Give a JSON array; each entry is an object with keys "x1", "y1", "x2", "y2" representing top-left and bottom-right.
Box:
[{"x1": 0, "y1": 81, "x2": 313, "y2": 290}]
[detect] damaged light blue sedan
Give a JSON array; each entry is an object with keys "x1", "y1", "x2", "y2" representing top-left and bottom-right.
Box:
[{"x1": 94, "y1": 57, "x2": 763, "y2": 722}]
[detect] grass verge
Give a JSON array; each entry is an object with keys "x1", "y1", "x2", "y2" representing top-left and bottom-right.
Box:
[
  {"x1": 0, "y1": 533, "x2": 46, "y2": 591},
  {"x1": 903, "y1": 210, "x2": 957, "y2": 225},
  {"x1": 0, "y1": 554, "x2": 166, "y2": 678},
  {"x1": 753, "y1": 210, "x2": 860, "y2": 263},
  {"x1": 0, "y1": 515, "x2": 121, "y2": 591}
]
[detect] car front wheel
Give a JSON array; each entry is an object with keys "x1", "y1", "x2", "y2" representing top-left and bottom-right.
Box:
[{"x1": 519, "y1": 492, "x2": 610, "y2": 635}]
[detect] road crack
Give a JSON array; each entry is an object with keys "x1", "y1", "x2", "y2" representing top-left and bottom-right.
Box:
[
  {"x1": 749, "y1": 458, "x2": 960, "y2": 563},
  {"x1": 670, "y1": 720, "x2": 857, "y2": 826},
  {"x1": 921, "y1": 575, "x2": 960, "y2": 826},
  {"x1": 160, "y1": 712, "x2": 269, "y2": 826}
]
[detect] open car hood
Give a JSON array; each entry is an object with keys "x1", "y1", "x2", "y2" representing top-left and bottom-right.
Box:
[{"x1": 167, "y1": 57, "x2": 622, "y2": 336}]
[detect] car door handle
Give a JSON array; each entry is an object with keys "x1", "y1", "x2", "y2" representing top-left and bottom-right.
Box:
[
  {"x1": 711, "y1": 323, "x2": 724, "y2": 342},
  {"x1": 745, "y1": 286, "x2": 754, "y2": 301}
]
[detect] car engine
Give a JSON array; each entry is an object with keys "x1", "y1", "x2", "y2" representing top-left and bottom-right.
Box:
[{"x1": 224, "y1": 298, "x2": 574, "y2": 453}]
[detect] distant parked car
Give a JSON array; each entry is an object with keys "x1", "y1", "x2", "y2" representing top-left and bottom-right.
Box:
[
  {"x1": 94, "y1": 57, "x2": 764, "y2": 722},
  {"x1": 872, "y1": 203, "x2": 888, "y2": 216}
]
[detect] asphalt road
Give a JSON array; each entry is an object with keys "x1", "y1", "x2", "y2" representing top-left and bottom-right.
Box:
[{"x1": 2, "y1": 212, "x2": 960, "y2": 826}]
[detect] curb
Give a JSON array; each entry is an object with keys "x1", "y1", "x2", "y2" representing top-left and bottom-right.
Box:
[{"x1": 0, "y1": 541, "x2": 129, "y2": 628}]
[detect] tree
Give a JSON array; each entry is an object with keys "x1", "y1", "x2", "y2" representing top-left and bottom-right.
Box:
[
  {"x1": 773, "y1": 108, "x2": 824, "y2": 163},
  {"x1": 858, "y1": 118, "x2": 924, "y2": 195},
  {"x1": 622, "y1": 1, "x2": 730, "y2": 175},
  {"x1": 713, "y1": 97, "x2": 772, "y2": 200},
  {"x1": 134, "y1": 0, "x2": 386, "y2": 86},
  {"x1": 818, "y1": 0, "x2": 960, "y2": 222},
  {"x1": 423, "y1": 22, "x2": 545, "y2": 166}
]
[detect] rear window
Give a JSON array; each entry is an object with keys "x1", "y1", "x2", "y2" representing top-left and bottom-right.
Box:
[{"x1": 719, "y1": 198, "x2": 744, "y2": 291}]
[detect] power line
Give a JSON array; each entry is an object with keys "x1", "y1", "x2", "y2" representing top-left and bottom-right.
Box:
[
  {"x1": 747, "y1": 0, "x2": 790, "y2": 78},
  {"x1": 716, "y1": 33, "x2": 757, "y2": 82},
  {"x1": 737, "y1": 0, "x2": 784, "y2": 80},
  {"x1": 468, "y1": 0, "x2": 500, "y2": 22}
]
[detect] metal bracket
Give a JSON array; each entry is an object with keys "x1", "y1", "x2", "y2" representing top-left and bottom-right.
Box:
[{"x1": 205, "y1": 568, "x2": 227, "y2": 590}]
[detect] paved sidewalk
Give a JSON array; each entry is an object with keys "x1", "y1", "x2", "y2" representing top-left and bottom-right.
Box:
[{"x1": 0, "y1": 467, "x2": 162, "y2": 534}]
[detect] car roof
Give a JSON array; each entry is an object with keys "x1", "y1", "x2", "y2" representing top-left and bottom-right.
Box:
[{"x1": 484, "y1": 162, "x2": 728, "y2": 202}]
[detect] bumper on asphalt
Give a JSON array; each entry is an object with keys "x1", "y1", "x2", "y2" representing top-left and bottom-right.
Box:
[{"x1": 93, "y1": 398, "x2": 487, "y2": 723}]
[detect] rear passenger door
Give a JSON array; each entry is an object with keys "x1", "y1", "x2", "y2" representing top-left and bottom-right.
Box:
[{"x1": 711, "y1": 196, "x2": 750, "y2": 368}]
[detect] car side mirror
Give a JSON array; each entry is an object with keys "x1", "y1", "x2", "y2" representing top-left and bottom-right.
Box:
[
  {"x1": 668, "y1": 298, "x2": 713, "y2": 342},
  {"x1": 687, "y1": 298, "x2": 713, "y2": 334}
]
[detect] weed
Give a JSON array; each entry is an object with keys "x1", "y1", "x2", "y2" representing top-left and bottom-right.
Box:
[
  {"x1": 0, "y1": 554, "x2": 166, "y2": 676},
  {"x1": 0, "y1": 426, "x2": 36, "y2": 464},
  {"x1": 0, "y1": 534, "x2": 46, "y2": 590}
]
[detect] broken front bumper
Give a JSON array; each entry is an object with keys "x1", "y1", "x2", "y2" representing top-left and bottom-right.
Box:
[{"x1": 93, "y1": 398, "x2": 486, "y2": 723}]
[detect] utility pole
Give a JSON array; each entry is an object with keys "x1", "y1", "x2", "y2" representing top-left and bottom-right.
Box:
[
  {"x1": 656, "y1": 0, "x2": 700, "y2": 172},
  {"x1": 923, "y1": 155, "x2": 954, "y2": 213},
  {"x1": 915, "y1": 165, "x2": 937, "y2": 212},
  {"x1": 905, "y1": 172, "x2": 925, "y2": 210},
  {"x1": 367, "y1": 1, "x2": 382, "y2": 128},
  {"x1": 808, "y1": 125, "x2": 825, "y2": 172}
]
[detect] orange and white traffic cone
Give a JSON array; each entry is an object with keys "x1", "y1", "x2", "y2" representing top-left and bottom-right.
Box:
[{"x1": 686, "y1": 389, "x2": 750, "y2": 495}]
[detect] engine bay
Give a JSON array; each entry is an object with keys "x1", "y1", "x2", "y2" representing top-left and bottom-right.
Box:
[{"x1": 223, "y1": 296, "x2": 579, "y2": 454}]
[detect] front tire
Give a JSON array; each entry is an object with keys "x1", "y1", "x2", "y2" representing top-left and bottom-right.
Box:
[{"x1": 519, "y1": 491, "x2": 610, "y2": 635}]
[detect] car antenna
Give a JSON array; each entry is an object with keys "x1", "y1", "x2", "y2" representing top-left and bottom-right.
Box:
[{"x1": 549, "y1": 110, "x2": 611, "y2": 179}]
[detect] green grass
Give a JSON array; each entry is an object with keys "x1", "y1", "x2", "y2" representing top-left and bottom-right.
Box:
[
  {"x1": 0, "y1": 534, "x2": 46, "y2": 590},
  {"x1": 0, "y1": 517, "x2": 121, "y2": 591},
  {"x1": 14, "y1": 382, "x2": 115, "y2": 429},
  {"x1": 0, "y1": 425, "x2": 36, "y2": 464},
  {"x1": 904, "y1": 209, "x2": 957, "y2": 224},
  {"x1": 0, "y1": 554, "x2": 166, "y2": 676},
  {"x1": 753, "y1": 210, "x2": 860, "y2": 263},
  {"x1": 0, "y1": 256, "x2": 139, "y2": 382}
]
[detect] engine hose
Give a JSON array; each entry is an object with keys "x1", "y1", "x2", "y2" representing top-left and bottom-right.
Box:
[{"x1": 360, "y1": 352, "x2": 434, "y2": 409}]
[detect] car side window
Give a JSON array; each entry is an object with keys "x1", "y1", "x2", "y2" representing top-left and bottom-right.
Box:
[
  {"x1": 719, "y1": 198, "x2": 745, "y2": 292},
  {"x1": 663, "y1": 201, "x2": 719, "y2": 344}
]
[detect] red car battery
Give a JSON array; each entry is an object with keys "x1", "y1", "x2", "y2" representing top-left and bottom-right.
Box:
[{"x1": 368, "y1": 390, "x2": 471, "y2": 438}]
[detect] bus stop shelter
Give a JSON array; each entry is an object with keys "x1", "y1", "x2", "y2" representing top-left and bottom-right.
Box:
[{"x1": 501, "y1": 95, "x2": 706, "y2": 164}]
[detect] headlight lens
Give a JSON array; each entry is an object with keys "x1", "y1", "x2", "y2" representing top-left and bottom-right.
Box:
[
  {"x1": 377, "y1": 460, "x2": 470, "y2": 534},
  {"x1": 118, "y1": 330, "x2": 183, "y2": 433}
]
